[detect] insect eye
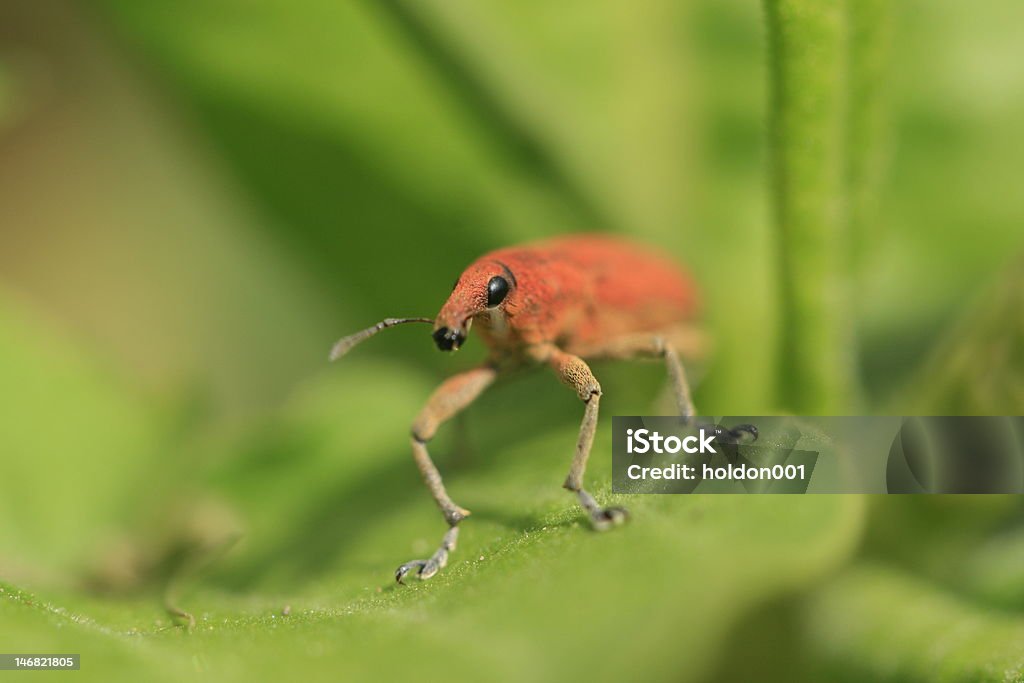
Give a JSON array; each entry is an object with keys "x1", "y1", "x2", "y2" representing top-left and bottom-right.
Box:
[{"x1": 486, "y1": 276, "x2": 509, "y2": 307}]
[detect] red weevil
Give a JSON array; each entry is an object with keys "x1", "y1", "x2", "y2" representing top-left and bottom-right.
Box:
[{"x1": 330, "y1": 234, "x2": 746, "y2": 583}]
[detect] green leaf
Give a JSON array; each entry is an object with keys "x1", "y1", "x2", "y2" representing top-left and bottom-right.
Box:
[
  {"x1": 908, "y1": 256, "x2": 1024, "y2": 413},
  {"x1": 0, "y1": 292, "x2": 174, "y2": 570},
  {"x1": 94, "y1": 0, "x2": 779, "y2": 406},
  {"x1": 1, "y1": 360, "x2": 865, "y2": 682},
  {"x1": 806, "y1": 564, "x2": 1024, "y2": 683}
]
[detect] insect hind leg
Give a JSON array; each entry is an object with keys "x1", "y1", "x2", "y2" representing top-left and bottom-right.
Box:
[
  {"x1": 571, "y1": 329, "x2": 758, "y2": 444},
  {"x1": 571, "y1": 329, "x2": 697, "y2": 419}
]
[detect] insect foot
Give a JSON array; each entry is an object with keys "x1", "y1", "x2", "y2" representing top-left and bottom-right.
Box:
[
  {"x1": 395, "y1": 559, "x2": 440, "y2": 583},
  {"x1": 573, "y1": 489, "x2": 629, "y2": 532},
  {"x1": 590, "y1": 506, "x2": 630, "y2": 532},
  {"x1": 395, "y1": 526, "x2": 458, "y2": 584}
]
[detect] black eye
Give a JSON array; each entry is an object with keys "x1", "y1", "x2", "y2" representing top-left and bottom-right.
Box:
[{"x1": 486, "y1": 276, "x2": 509, "y2": 307}]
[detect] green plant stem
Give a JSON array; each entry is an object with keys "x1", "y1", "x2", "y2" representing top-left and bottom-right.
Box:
[{"x1": 765, "y1": 0, "x2": 853, "y2": 412}]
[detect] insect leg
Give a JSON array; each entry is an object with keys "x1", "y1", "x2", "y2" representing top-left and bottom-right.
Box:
[
  {"x1": 533, "y1": 345, "x2": 628, "y2": 532},
  {"x1": 396, "y1": 365, "x2": 498, "y2": 583},
  {"x1": 619, "y1": 335, "x2": 756, "y2": 441},
  {"x1": 660, "y1": 341, "x2": 695, "y2": 420},
  {"x1": 573, "y1": 332, "x2": 756, "y2": 442},
  {"x1": 571, "y1": 333, "x2": 696, "y2": 418}
]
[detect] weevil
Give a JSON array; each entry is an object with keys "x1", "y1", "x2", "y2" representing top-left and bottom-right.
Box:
[{"x1": 330, "y1": 234, "x2": 753, "y2": 583}]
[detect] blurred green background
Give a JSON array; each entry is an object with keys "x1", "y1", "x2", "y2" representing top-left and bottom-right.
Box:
[{"x1": 1, "y1": 0, "x2": 1023, "y2": 681}]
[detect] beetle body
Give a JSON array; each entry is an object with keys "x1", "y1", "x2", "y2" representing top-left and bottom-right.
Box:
[
  {"x1": 330, "y1": 233, "x2": 728, "y2": 584},
  {"x1": 436, "y1": 235, "x2": 701, "y2": 360}
]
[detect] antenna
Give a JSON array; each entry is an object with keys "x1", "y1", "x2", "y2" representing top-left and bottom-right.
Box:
[{"x1": 328, "y1": 317, "x2": 433, "y2": 361}]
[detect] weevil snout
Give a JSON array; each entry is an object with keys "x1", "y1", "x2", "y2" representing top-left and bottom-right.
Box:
[{"x1": 433, "y1": 327, "x2": 465, "y2": 351}]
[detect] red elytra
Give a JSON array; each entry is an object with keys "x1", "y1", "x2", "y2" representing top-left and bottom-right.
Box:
[{"x1": 437, "y1": 234, "x2": 701, "y2": 357}]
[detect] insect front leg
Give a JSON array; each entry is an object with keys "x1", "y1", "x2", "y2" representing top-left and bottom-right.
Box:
[
  {"x1": 531, "y1": 345, "x2": 628, "y2": 532},
  {"x1": 396, "y1": 365, "x2": 498, "y2": 583}
]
